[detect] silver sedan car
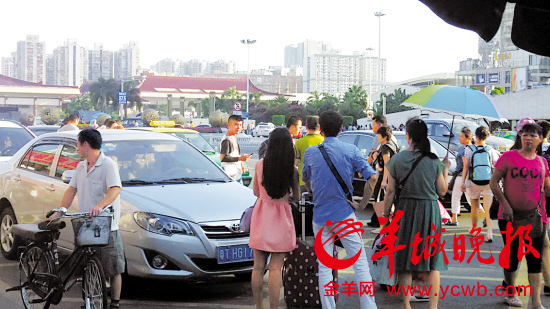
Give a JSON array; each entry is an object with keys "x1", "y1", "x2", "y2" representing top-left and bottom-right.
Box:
[{"x1": 0, "y1": 130, "x2": 257, "y2": 280}]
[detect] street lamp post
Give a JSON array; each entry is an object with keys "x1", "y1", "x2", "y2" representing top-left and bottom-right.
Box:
[
  {"x1": 375, "y1": 12, "x2": 385, "y2": 93},
  {"x1": 366, "y1": 47, "x2": 374, "y2": 111},
  {"x1": 240, "y1": 39, "x2": 256, "y2": 117},
  {"x1": 120, "y1": 79, "x2": 133, "y2": 118}
]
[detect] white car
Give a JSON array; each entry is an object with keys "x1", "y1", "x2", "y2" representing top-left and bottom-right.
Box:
[
  {"x1": 0, "y1": 130, "x2": 257, "y2": 282},
  {"x1": 0, "y1": 120, "x2": 36, "y2": 162},
  {"x1": 252, "y1": 123, "x2": 275, "y2": 137}
]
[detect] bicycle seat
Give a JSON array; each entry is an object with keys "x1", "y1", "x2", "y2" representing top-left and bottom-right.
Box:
[{"x1": 9, "y1": 224, "x2": 59, "y2": 243}]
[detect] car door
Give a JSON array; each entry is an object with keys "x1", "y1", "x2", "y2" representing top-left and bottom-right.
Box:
[
  {"x1": 351, "y1": 134, "x2": 375, "y2": 197},
  {"x1": 10, "y1": 143, "x2": 61, "y2": 223},
  {"x1": 51, "y1": 143, "x2": 82, "y2": 250}
]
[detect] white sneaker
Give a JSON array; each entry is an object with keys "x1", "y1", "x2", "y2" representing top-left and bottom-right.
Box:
[{"x1": 370, "y1": 228, "x2": 381, "y2": 234}]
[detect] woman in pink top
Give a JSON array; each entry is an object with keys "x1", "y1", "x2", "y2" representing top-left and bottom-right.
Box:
[
  {"x1": 490, "y1": 122, "x2": 550, "y2": 309},
  {"x1": 249, "y1": 128, "x2": 299, "y2": 309}
]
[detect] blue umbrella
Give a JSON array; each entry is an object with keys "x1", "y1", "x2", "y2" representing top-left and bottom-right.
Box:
[
  {"x1": 401, "y1": 85, "x2": 507, "y2": 122},
  {"x1": 401, "y1": 85, "x2": 508, "y2": 154}
]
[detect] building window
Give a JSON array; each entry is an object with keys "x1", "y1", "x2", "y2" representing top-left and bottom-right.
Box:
[{"x1": 505, "y1": 71, "x2": 511, "y2": 84}]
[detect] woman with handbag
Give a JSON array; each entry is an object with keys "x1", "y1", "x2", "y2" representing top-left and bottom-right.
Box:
[
  {"x1": 249, "y1": 128, "x2": 300, "y2": 309},
  {"x1": 383, "y1": 118, "x2": 450, "y2": 309},
  {"x1": 489, "y1": 122, "x2": 550, "y2": 309},
  {"x1": 369, "y1": 126, "x2": 398, "y2": 231}
]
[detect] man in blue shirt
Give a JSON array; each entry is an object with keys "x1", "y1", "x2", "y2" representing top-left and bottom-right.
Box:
[{"x1": 302, "y1": 111, "x2": 378, "y2": 309}]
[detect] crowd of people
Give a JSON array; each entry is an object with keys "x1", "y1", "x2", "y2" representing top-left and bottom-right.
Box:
[{"x1": 245, "y1": 111, "x2": 550, "y2": 309}]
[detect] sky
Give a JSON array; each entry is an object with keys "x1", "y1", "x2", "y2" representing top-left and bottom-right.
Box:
[{"x1": 0, "y1": 0, "x2": 481, "y2": 82}]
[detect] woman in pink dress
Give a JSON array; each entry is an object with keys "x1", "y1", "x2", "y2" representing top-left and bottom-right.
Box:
[{"x1": 250, "y1": 128, "x2": 299, "y2": 309}]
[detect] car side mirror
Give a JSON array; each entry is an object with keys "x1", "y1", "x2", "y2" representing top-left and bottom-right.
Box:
[
  {"x1": 442, "y1": 132, "x2": 453, "y2": 137},
  {"x1": 62, "y1": 170, "x2": 75, "y2": 184}
]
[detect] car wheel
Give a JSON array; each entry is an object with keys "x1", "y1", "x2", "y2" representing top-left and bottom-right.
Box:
[{"x1": 1, "y1": 207, "x2": 21, "y2": 260}]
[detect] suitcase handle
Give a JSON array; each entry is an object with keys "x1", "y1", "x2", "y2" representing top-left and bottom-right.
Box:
[{"x1": 300, "y1": 192, "x2": 309, "y2": 242}]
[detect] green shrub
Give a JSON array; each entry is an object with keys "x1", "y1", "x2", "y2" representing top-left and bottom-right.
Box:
[
  {"x1": 343, "y1": 116, "x2": 353, "y2": 128},
  {"x1": 272, "y1": 115, "x2": 285, "y2": 126}
]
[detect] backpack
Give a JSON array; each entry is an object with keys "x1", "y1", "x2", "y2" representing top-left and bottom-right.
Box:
[
  {"x1": 468, "y1": 144, "x2": 493, "y2": 185},
  {"x1": 542, "y1": 144, "x2": 550, "y2": 168}
]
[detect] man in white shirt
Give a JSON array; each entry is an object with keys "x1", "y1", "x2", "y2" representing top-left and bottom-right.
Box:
[
  {"x1": 58, "y1": 114, "x2": 80, "y2": 132},
  {"x1": 51, "y1": 129, "x2": 123, "y2": 309}
]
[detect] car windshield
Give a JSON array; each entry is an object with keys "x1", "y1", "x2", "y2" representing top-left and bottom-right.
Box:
[
  {"x1": 29, "y1": 127, "x2": 58, "y2": 136},
  {"x1": 451, "y1": 121, "x2": 479, "y2": 136},
  {"x1": 0, "y1": 128, "x2": 35, "y2": 156},
  {"x1": 167, "y1": 132, "x2": 216, "y2": 152},
  {"x1": 101, "y1": 140, "x2": 230, "y2": 185}
]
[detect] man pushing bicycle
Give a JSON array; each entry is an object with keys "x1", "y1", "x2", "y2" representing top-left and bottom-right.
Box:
[{"x1": 50, "y1": 128, "x2": 124, "y2": 309}]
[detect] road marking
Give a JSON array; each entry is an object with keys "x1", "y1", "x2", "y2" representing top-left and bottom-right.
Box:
[{"x1": 0, "y1": 263, "x2": 17, "y2": 267}]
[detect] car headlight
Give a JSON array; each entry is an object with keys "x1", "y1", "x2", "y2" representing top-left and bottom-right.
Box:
[{"x1": 133, "y1": 212, "x2": 195, "y2": 236}]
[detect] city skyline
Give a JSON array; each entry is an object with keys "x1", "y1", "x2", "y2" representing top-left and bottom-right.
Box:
[{"x1": 0, "y1": 0, "x2": 480, "y2": 82}]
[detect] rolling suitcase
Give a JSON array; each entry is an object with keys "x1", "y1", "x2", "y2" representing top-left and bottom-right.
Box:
[{"x1": 283, "y1": 193, "x2": 338, "y2": 308}]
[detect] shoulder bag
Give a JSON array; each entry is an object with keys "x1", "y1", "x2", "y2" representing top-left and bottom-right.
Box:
[
  {"x1": 511, "y1": 156, "x2": 545, "y2": 239},
  {"x1": 394, "y1": 153, "x2": 426, "y2": 202}
]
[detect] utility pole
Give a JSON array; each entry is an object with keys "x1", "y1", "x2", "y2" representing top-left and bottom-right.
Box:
[
  {"x1": 240, "y1": 39, "x2": 256, "y2": 118},
  {"x1": 375, "y1": 12, "x2": 385, "y2": 93}
]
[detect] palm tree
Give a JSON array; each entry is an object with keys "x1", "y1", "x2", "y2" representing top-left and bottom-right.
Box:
[
  {"x1": 221, "y1": 86, "x2": 244, "y2": 100},
  {"x1": 124, "y1": 81, "x2": 143, "y2": 114},
  {"x1": 249, "y1": 92, "x2": 264, "y2": 106},
  {"x1": 89, "y1": 78, "x2": 119, "y2": 112}
]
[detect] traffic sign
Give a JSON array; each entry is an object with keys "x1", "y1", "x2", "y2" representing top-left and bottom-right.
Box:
[
  {"x1": 118, "y1": 92, "x2": 127, "y2": 105},
  {"x1": 233, "y1": 101, "x2": 242, "y2": 111},
  {"x1": 233, "y1": 111, "x2": 242, "y2": 115}
]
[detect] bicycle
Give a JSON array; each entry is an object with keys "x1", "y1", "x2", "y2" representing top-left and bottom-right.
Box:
[{"x1": 6, "y1": 206, "x2": 113, "y2": 309}]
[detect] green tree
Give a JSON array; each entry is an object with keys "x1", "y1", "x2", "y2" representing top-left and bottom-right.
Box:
[
  {"x1": 220, "y1": 87, "x2": 244, "y2": 113},
  {"x1": 249, "y1": 92, "x2": 264, "y2": 106},
  {"x1": 338, "y1": 86, "x2": 367, "y2": 125},
  {"x1": 375, "y1": 88, "x2": 412, "y2": 114},
  {"x1": 66, "y1": 93, "x2": 96, "y2": 112},
  {"x1": 490, "y1": 86, "x2": 505, "y2": 96},
  {"x1": 123, "y1": 81, "x2": 143, "y2": 112},
  {"x1": 89, "y1": 78, "x2": 120, "y2": 112}
]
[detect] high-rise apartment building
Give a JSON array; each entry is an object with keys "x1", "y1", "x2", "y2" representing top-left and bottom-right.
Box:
[
  {"x1": 45, "y1": 54, "x2": 56, "y2": 85},
  {"x1": 284, "y1": 40, "x2": 333, "y2": 68},
  {"x1": 206, "y1": 60, "x2": 235, "y2": 75},
  {"x1": 16, "y1": 35, "x2": 46, "y2": 83},
  {"x1": 114, "y1": 41, "x2": 140, "y2": 79},
  {"x1": 49, "y1": 39, "x2": 88, "y2": 86},
  {"x1": 304, "y1": 52, "x2": 386, "y2": 96},
  {"x1": 1, "y1": 53, "x2": 15, "y2": 78},
  {"x1": 88, "y1": 43, "x2": 113, "y2": 81}
]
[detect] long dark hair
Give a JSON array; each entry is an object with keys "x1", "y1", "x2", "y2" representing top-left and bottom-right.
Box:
[
  {"x1": 262, "y1": 128, "x2": 295, "y2": 199},
  {"x1": 405, "y1": 118, "x2": 438, "y2": 159}
]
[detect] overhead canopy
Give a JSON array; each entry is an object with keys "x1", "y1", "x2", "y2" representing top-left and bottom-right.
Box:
[{"x1": 420, "y1": 0, "x2": 550, "y2": 56}]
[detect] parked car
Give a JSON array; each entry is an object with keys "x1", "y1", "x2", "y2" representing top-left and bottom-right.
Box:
[
  {"x1": 127, "y1": 123, "x2": 252, "y2": 186},
  {"x1": 423, "y1": 119, "x2": 513, "y2": 153},
  {"x1": 337, "y1": 130, "x2": 457, "y2": 201},
  {"x1": 0, "y1": 130, "x2": 257, "y2": 282},
  {"x1": 252, "y1": 123, "x2": 275, "y2": 137},
  {"x1": 27, "y1": 125, "x2": 61, "y2": 136},
  {"x1": 493, "y1": 129, "x2": 517, "y2": 141},
  {"x1": 120, "y1": 117, "x2": 143, "y2": 128},
  {"x1": 0, "y1": 120, "x2": 36, "y2": 162},
  {"x1": 194, "y1": 124, "x2": 225, "y2": 134}
]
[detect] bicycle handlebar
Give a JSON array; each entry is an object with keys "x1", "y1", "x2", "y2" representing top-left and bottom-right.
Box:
[{"x1": 46, "y1": 205, "x2": 113, "y2": 219}]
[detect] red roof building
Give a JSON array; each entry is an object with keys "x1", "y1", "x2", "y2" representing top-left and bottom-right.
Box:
[
  {"x1": 0, "y1": 74, "x2": 80, "y2": 115},
  {"x1": 137, "y1": 75, "x2": 288, "y2": 104}
]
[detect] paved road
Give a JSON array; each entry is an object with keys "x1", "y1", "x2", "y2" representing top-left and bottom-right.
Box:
[
  {"x1": 2, "y1": 136, "x2": 549, "y2": 308},
  {"x1": 2, "y1": 211, "x2": 548, "y2": 308}
]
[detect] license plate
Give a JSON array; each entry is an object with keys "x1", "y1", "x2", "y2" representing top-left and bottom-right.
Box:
[{"x1": 217, "y1": 244, "x2": 254, "y2": 264}]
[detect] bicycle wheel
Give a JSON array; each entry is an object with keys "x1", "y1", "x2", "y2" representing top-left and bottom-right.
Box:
[
  {"x1": 20, "y1": 245, "x2": 54, "y2": 309},
  {"x1": 83, "y1": 255, "x2": 108, "y2": 309}
]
